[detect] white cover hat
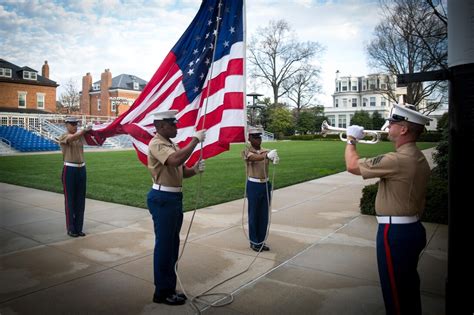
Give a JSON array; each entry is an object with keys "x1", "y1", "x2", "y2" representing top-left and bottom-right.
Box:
[
  {"x1": 64, "y1": 117, "x2": 79, "y2": 123},
  {"x1": 248, "y1": 126, "x2": 264, "y2": 135},
  {"x1": 153, "y1": 110, "x2": 179, "y2": 123},
  {"x1": 387, "y1": 104, "x2": 432, "y2": 126}
]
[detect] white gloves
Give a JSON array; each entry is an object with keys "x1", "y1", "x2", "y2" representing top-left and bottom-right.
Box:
[
  {"x1": 194, "y1": 129, "x2": 206, "y2": 142},
  {"x1": 266, "y1": 149, "x2": 279, "y2": 164},
  {"x1": 347, "y1": 125, "x2": 364, "y2": 140},
  {"x1": 193, "y1": 160, "x2": 205, "y2": 174}
]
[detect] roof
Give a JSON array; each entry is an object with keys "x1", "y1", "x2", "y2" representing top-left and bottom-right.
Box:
[
  {"x1": 93, "y1": 74, "x2": 147, "y2": 91},
  {"x1": 0, "y1": 58, "x2": 58, "y2": 87},
  {"x1": 0, "y1": 107, "x2": 50, "y2": 114}
]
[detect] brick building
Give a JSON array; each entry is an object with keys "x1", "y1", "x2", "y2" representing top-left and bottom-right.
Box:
[
  {"x1": 80, "y1": 69, "x2": 147, "y2": 117},
  {"x1": 0, "y1": 59, "x2": 59, "y2": 113}
]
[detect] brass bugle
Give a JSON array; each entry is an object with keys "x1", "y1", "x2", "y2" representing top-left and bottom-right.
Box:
[{"x1": 321, "y1": 120, "x2": 388, "y2": 144}]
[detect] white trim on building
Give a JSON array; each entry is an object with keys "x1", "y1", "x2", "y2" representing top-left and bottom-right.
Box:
[{"x1": 325, "y1": 72, "x2": 447, "y2": 130}]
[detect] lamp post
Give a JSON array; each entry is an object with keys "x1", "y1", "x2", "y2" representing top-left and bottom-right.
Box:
[{"x1": 246, "y1": 92, "x2": 264, "y2": 126}]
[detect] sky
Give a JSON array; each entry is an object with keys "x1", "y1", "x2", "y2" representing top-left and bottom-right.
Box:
[{"x1": 0, "y1": 0, "x2": 383, "y2": 107}]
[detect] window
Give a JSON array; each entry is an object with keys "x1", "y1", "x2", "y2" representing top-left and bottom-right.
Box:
[
  {"x1": 23, "y1": 71, "x2": 37, "y2": 80},
  {"x1": 351, "y1": 81, "x2": 358, "y2": 91},
  {"x1": 97, "y1": 99, "x2": 101, "y2": 111},
  {"x1": 342, "y1": 98, "x2": 347, "y2": 107},
  {"x1": 133, "y1": 81, "x2": 139, "y2": 90},
  {"x1": 36, "y1": 93, "x2": 45, "y2": 109},
  {"x1": 335, "y1": 99, "x2": 339, "y2": 108},
  {"x1": 352, "y1": 98, "x2": 357, "y2": 107},
  {"x1": 341, "y1": 81, "x2": 348, "y2": 91},
  {"x1": 381, "y1": 98, "x2": 387, "y2": 107},
  {"x1": 327, "y1": 116, "x2": 335, "y2": 126},
  {"x1": 18, "y1": 92, "x2": 27, "y2": 107},
  {"x1": 111, "y1": 101, "x2": 116, "y2": 113},
  {"x1": 362, "y1": 98, "x2": 367, "y2": 107},
  {"x1": 381, "y1": 83, "x2": 387, "y2": 89},
  {"x1": 369, "y1": 79, "x2": 376, "y2": 90},
  {"x1": 93, "y1": 83, "x2": 100, "y2": 91},
  {"x1": 370, "y1": 97, "x2": 376, "y2": 106},
  {"x1": 338, "y1": 116, "x2": 347, "y2": 128},
  {"x1": 0, "y1": 68, "x2": 12, "y2": 77}
]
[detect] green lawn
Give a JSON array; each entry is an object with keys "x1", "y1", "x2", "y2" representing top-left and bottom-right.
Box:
[{"x1": 0, "y1": 141, "x2": 436, "y2": 211}]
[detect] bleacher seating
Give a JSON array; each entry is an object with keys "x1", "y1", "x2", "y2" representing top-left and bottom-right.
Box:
[{"x1": 0, "y1": 126, "x2": 59, "y2": 152}]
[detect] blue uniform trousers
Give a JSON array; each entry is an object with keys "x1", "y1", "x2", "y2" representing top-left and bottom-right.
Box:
[
  {"x1": 376, "y1": 221, "x2": 426, "y2": 315},
  {"x1": 147, "y1": 189, "x2": 183, "y2": 297},
  {"x1": 246, "y1": 180, "x2": 272, "y2": 245},
  {"x1": 62, "y1": 165, "x2": 86, "y2": 234}
]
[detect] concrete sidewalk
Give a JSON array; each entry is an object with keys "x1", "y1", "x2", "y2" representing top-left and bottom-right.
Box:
[{"x1": 0, "y1": 148, "x2": 446, "y2": 314}]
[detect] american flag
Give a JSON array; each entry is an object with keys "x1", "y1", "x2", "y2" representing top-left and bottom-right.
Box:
[{"x1": 88, "y1": 0, "x2": 245, "y2": 166}]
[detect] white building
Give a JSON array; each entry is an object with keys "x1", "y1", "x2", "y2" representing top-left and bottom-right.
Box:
[
  {"x1": 325, "y1": 72, "x2": 398, "y2": 128},
  {"x1": 325, "y1": 71, "x2": 446, "y2": 130}
]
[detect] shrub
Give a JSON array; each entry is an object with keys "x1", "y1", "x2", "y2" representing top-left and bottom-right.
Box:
[
  {"x1": 418, "y1": 131, "x2": 442, "y2": 142},
  {"x1": 283, "y1": 134, "x2": 340, "y2": 141},
  {"x1": 432, "y1": 128, "x2": 448, "y2": 180},
  {"x1": 360, "y1": 172, "x2": 448, "y2": 224}
]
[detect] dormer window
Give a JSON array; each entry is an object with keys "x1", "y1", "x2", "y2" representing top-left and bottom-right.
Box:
[
  {"x1": 93, "y1": 83, "x2": 100, "y2": 91},
  {"x1": 23, "y1": 71, "x2": 37, "y2": 80},
  {"x1": 133, "y1": 81, "x2": 139, "y2": 90},
  {"x1": 0, "y1": 68, "x2": 12, "y2": 78}
]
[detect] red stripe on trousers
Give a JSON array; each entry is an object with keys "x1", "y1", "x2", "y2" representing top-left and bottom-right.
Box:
[
  {"x1": 62, "y1": 166, "x2": 71, "y2": 230},
  {"x1": 384, "y1": 224, "x2": 401, "y2": 315}
]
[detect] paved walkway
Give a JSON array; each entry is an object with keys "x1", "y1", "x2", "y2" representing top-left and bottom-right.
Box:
[{"x1": 0, "y1": 148, "x2": 446, "y2": 314}]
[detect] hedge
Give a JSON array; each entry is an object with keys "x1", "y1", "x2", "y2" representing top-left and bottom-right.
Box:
[{"x1": 360, "y1": 172, "x2": 448, "y2": 224}]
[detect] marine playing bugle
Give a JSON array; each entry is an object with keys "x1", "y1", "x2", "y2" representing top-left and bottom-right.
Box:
[{"x1": 321, "y1": 120, "x2": 388, "y2": 144}]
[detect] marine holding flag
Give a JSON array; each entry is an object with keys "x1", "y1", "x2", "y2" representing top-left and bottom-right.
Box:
[
  {"x1": 82, "y1": 0, "x2": 245, "y2": 306},
  {"x1": 87, "y1": 0, "x2": 245, "y2": 166},
  {"x1": 147, "y1": 110, "x2": 206, "y2": 305}
]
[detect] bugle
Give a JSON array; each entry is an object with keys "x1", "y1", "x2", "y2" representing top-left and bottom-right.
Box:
[{"x1": 321, "y1": 120, "x2": 388, "y2": 144}]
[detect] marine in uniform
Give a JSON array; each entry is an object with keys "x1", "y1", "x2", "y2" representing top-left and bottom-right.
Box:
[
  {"x1": 242, "y1": 126, "x2": 279, "y2": 252},
  {"x1": 58, "y1": 117, "x2": 92, "y2": 237},
  {"x1": 147, "y1": 110, "x2": 206, "y2": 306},
  {"x1": 344, "y1": 104, "x2": 432, "y2": 315}
]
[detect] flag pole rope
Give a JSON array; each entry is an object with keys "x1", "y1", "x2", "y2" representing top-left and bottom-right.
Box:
[{"x1": 173, "y1": 1, "x2": 240, "y2": 313}]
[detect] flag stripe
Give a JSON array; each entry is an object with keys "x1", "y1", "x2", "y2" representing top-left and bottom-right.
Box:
[{"x1": 90, "y1": 0, "x2": 245, "y2": 168}]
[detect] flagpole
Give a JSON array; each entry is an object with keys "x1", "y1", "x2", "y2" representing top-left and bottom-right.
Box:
[
  {"x1": 198, "y1": 0, "x2": 225, "y2": 159},
  {"x1": 243, "y1": 0, "x2": 248, "y2": 138}
]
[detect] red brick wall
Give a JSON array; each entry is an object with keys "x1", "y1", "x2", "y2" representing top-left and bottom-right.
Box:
[
  {"x1": 100, "y1": 70, "x2": 112, "y2": 116},
  {"x1": 0, "y1": 82, "x2": 57, "y2": 112},
  {"x1": 81, "y1": 73, "x2": 92, "y2": 115}
]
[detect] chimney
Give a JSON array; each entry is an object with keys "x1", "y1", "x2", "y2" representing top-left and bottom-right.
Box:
[
  {"x1": 42, "y1": 60, "x2": 49, "y2": 79},
  {"x1": 100, "y1": 69, "x2": 112, "y2": 116},
  {"x1": 81, "y1": 72, "x2": 92, "y2": 115}
]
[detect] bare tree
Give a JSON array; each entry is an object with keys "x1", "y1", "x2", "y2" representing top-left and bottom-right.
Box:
[
  {"x1": 248, "y1": 19, "x2": 324, "y2": 105},
  {"x1": 366, "y1": 0, "x2": 447, "y2": 110},
  {"x1": 58, "y1": 79, "x2": 80, "y2": 114},
  {"x1": 283, "y1": 64, "x2": 322, "y2": 118}
]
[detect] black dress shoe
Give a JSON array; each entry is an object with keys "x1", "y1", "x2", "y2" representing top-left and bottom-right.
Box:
[
  {"x1": 153, "y1": 294, "x2": 186, "y2": 305},
  {"x1": 250, "y1": 244, "x2": 270, "y2": 252},
  {"x1": 67, "y1": 231, "x2": 79, "y2": 237},
  {"x1": 175, "y1": 291, "x2": 187, "y2": 300},
  {"x1": 78, "y1": 232, "x2": 86, "y2": 237}
]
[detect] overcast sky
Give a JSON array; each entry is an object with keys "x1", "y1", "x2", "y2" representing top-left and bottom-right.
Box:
[{"x1": 0, "y1": 0, "x2": 382, "y2": 107}]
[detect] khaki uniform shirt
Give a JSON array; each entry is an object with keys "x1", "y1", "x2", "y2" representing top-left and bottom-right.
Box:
[
  {"x1": 358, "y1": 142, "x2": 431, "y2": 217},
  {"x1": 58, "y1": 133, "x2": 85, "y2": 163},
  {"x1": 242, "y1": 146, "x2": 270, "y2": 179},
  {"x1": 148, "y1": 133, "x2": 183, "y2": 187}
]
